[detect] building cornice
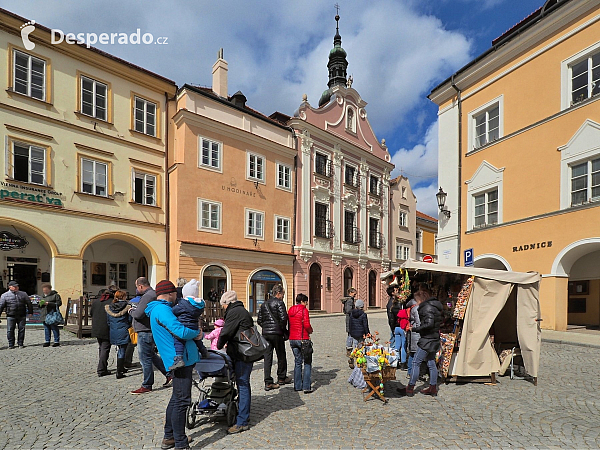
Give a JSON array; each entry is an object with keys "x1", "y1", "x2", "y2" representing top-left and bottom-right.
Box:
[{"x1": 180, "y1": 241, "x2": 295, "y2": 259}]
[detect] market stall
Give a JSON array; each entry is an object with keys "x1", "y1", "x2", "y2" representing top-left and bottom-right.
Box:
[{"x1": 381, "y1": 260, "x2": 542, "y2": 385}]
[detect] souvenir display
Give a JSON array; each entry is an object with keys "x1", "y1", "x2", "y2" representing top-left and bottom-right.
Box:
[{"x1": 452, "y1": 276, "x2": 474, "y2": 319}]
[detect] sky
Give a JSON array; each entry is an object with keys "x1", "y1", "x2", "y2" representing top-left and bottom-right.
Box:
[{"x1": 3, "y1": 0, "x2": 546, "y2": 216}]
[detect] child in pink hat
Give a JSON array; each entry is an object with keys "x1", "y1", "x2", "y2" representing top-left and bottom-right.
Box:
[{"x1": 205, "y1": 319, "x2": 225, "y2": 350}]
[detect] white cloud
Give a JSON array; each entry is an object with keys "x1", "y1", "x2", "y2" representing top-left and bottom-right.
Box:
[
  {"x1": 413, "y1": 182, "x2": 440, "y2": 218},
  {"x1": 390, "y1": 120, "x2": 438, "y2": 181}
]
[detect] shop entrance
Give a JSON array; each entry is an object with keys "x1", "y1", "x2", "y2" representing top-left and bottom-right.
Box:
[
  {"x1": 203, "y1": 265, "x2": 228, "y2": 302},
  {"x1": 248, "y1": 270, "x2": 281, "y2": 315},
  {"x1": 8, "y1": 262, "x2": 37, "y2": 295},
  {"x1": 368, "y1": 270, "x2": 377, "y2": 307},
  {"x1": 309, "y1": 263, "x2": 322, "y2": 310},
  {"x1": 566, "y1": 250, "x2": 600, "y2": 328}
]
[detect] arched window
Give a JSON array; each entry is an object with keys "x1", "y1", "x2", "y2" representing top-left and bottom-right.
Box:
[{"x1": 343, "y1": 267, "x2": 353, "y2": 297}]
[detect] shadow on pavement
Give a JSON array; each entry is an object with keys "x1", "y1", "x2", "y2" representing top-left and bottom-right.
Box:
[{"x1": 311, "y1": 366, "x2": 339, "y2": 391}]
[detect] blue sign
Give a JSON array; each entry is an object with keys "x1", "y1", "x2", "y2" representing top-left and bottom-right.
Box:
[
  {"x1": 251, "y1": 270, "x2": 282, "y2": 282},
  {"x1": 464, "y1": 248, "x2": 474, "y2": 267}
]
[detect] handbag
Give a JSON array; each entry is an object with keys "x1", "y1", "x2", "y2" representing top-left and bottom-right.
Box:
[
  {"x1": 128, "y1": 327, "x2": 138, "y2": 345},
  {"x1": 233, "y1": 325, "x2": 270, "y2": 363},
  {"x1": 300, "y1": 308, "x2": 313, "y2": 363},
  {"x1": 265, "y1": 301, "x2": 290, "y2": 341},
  {"x1": 44, "y1": 306, "x2": 64, "y2": 326}
]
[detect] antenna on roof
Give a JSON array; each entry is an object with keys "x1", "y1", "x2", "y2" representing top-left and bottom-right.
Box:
[{"x1": 218, "y1": 48, "x2": 224, "y2": 59}]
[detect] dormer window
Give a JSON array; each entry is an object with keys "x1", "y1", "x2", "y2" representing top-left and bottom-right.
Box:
[{"x1": 346, "y1": 107, "x2": 356, "y2": 132}]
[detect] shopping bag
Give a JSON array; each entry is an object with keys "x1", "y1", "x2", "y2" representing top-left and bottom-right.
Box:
[{"x1": 233, "y1": 326, "x2": 270, "y2": 363}]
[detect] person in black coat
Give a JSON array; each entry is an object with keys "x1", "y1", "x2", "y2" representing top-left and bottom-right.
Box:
[
  {"x1": 348, "y1": 299, "x2": 370, "y2": 343},
  {"x1": 90, "y1": 286, "x2": 116, "y2": 377},
  {"x1": 105, "y1": 290, "x2": 132, "y2": 379},
  {"x1": 257, "y1": 285, "x2": 290, "y2": 390},
  {"x1": 385, "y1": 285, "x2": 400, "y2": 343},
  {"x1": 399, "y1": 289, "x2": 443, "y2": 397}
]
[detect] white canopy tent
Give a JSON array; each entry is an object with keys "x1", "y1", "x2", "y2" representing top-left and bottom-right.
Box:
[{"x1": 382, "y1": 260, "x2": 542, "y2": 379}]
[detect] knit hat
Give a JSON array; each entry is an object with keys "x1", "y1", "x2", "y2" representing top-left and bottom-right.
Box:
[
  {"x1": 220, "y1": 290, "x2": 237, "y2": 306},
  {"x1": 355, "y1": 299, "x2": 365, "y2": 309},
  {"x1": 214, "y1": 319, "x2": 225, "y2": 327},
  {"x1": 155, "y1": 280, "x2": 177, "y2": 296},
  {"x1": 182, "y1": 279, "x2": 200, "y2": 299}
]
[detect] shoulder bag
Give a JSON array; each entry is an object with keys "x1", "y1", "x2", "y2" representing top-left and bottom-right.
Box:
[
  {"x1": 44, "y1": 303, "x2": 64, "y2": 326},
  {"x1": 128, "y1": 326, "x2": 138, "y2": 345},
  {"x1": 234, "y1": 325, "x2": 270, "y2": 363},
  {"x1": 300, "y1": 308, "x2": 313, "y2": 363},
  {"x1": 265, "y1": 301, "x2": 290, "y2": 341}
]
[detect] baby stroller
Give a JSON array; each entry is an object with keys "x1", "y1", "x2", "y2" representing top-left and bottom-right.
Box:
[{"x1": 186, "y1": 350, "x2": 238, "y2": 429}]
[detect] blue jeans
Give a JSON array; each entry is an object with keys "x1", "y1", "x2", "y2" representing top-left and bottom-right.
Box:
[
  {"x1": 407, "y1": 352, "x2": 415, "y2": 377},
  {"x1": 234, "y1": 359, "x2": 253, "y2": 427},
  {"x1": 389, "y1": 330, "x2": 395, "y2": 348},
  {"x1": 6, "y1": 316, "x2": 26, "y2": 347},
  {"x1": 290, "y1": 340, "x2": 312, "y2": 391},
  {"x1": 409, "y1": 347, "x2": 438, "y2": 387},
  {"x1": 117, "y1": 344, "x2": 127, "y2": 359},
  {"x1": 43, "y1": 323, "x2": 60, "y2": 343},
  {"x1": 164, "y1": 364, "x2": 193, "y2": 449},
  {"x1": 137, "y1": 331, "x2": 167, "y2": 389},
  {"x1": 394, "y1": 327, "x2": 407, "y2": 363}
]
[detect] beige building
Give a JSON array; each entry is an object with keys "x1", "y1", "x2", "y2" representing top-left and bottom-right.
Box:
[
  {"x1": 0, "y1": 8, "x2": 175, "y2": 309},
  {"x1": 389, "y1": 176, "x2": 417, "y2": 264}
]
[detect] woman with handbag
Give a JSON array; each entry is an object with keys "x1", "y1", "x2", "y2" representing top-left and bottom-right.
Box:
[
  {"x1": 40, "y1": 283, "x2": 62, "y2": 347},
  {"x1": 217, "y1": 291, "x2": 256, "y2": 435},
  {"x1": 288, "y1": 293, "x2": 314, "y2": 394},
  {"x1": 105, "y1": 290, "x2": 132, "y2": 379}
]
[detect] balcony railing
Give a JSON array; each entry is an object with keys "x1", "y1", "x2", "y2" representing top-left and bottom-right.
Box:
[
  {"x1": 345, "y1": 172, "x2": 359, "y2": 188},
  {"x1": 369, "y1": 231, "x2": 385, "y2": 249},
  {"x1": 315, "y1": 218, "x2": 335, "y2": 239},
  {"x1": 315, "y1": 159, "x2": 333, "y2": 178},
  {"x1": 344, "y1": 226, "x2": 362, "y2": 245}
]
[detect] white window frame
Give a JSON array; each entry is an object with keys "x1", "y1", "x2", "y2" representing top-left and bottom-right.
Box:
[
  {"x1": 344, "y1": 162, "x2": 359, "y2": 187},
  {"x1": 274, "y1": 215, "x2": 291, "y2": 243},
  {"x1": 10, "y1": 141, "x2": 46, "y2": 186},
  {"x1": 80, "y1": 75, "x2": 108, "y2": 121},
  {"x1": 369, "y1": 174, "x2": 381, "y2": 196},
  {"x1": 198, "y1": 135, "x2": 222, "y2": 172},
  {"x1": 314, "y1": 150, "x2": 331, "y2": 177},
  {"x1": 134, "y1": 96, "x2": 157, "y2": 137},
  {"x1": 472, "y1": 188, "x2": 499, "y2": 229},
  {"x1": 13, "y1": 49, "x2": 46, "y2": 101},
  {"x1": 569, "y1": 158, "x2": 600, "y2": 206},
  {"x1": 245, "y1": 208, "x2": 265, "y2": 240},
  {"x1": 132, "y1": 171, "x2": 157, "y2": 206},
  {"x1": 197, "y1": 198, "x2": 222, "y2": 234},
  {"x1": 561, "y1": 41, "x2": 600, "y2": 110},
  {"x1": 246, "y1": 151, "x2": 265, "y2": 184},
  {"x1": 468, "y1": 96, "x2": 504, "y2": 151},
  {"x1": 81, "y1": 157, "x2": 108, "y2": 197},
  {"x1": 395, "y1": 243, "x2": 410, "y2": 261},
  {"x1": 399, "y1": 210, "x2": 408, "y2": 228},
  {"x1": 465, "y1": 160, "x2": 504, "y2": 230},
  {"x1": 275, "y1": 162, "x2": 292, "y2": 191}
]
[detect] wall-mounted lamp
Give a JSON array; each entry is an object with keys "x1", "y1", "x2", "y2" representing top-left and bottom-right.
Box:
[
  {"x1": 253, "y1": 180, "x2": 259, "y2": 189},
  {"x1": 436, "y1": 187, "x2": 451, "y2": 218},
  {"x1": 253, "y1": 238, "x2": 258, "y2": 247}
]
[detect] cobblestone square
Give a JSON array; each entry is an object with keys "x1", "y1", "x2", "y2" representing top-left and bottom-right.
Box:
[{"x1": 1, "y1": 311, "x2": 599, "y2": 449}]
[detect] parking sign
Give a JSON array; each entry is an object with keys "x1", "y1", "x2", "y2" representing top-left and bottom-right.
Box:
[{"x1": 464, "y1": 248, "x2": 474, "y2": 267}]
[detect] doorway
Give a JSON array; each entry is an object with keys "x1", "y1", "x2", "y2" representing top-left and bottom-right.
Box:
[
  {"x1": 8, "y1": 263, "x2": 37, "y2": 295},
  {"x1": 309, "y1": 263, "x2": 322, "y2": 310},
  {"x1": 368, "y1": 270, "x2": 377, "y2": 307},
  {"x1": 248, "y1": 270, "x2": 281, "y2": 315}
]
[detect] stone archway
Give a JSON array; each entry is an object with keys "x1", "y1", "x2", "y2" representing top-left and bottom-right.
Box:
[{"x1": 474, "y1": 253, "x2": 511, "y2": 271}]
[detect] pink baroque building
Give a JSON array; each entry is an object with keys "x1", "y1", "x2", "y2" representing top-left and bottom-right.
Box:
[{"x1": 281, "y1": 15, "x2": 394, "y2": 312}]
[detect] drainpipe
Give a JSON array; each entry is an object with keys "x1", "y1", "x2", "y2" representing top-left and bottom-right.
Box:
[
  {"x1": 165, "y1": 91, "x2": 170, "y2": 280},
  {"x1": 451, "y1": 75, "x2": 462, "y2": 266},
  {"x1": 291, "y1": 130, "x2": 298, "y2": 302}
]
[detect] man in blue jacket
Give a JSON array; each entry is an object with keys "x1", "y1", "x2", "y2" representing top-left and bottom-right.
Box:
[{"x1": 145, "y1": 280, "x2": 201, "y2": 450}]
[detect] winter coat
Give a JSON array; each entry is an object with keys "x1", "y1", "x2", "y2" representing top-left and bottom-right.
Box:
[
  {"x1": 348, "y1": 308, "x2": 370, "y2": 341},
  {"x1": 204, "y1": 327, "x2": 223, "y2": 350},
  {"x1": 257, "y1": 297, "x2": 288, "y2": 336},
  {"x1": 130, "y1": 288, "x2": 157, "y2": 333},
  {"x1": 105, "y1": 301, "x2": 132, "y2": 346},
  {"x1": 288, "y1": 304, "x2": 312, "y2": 340},
  {"x1": 397, "y1": 307, "x2": 411, "y2": 331},
  {"x1": 0, "y1": 289, "x2": 33, "y2": 318},
  {"x1": 412, "y1": 297, "x2": 443, "y2": 353},
  {"x1": 341, "y1": 296, "x2": 355, "y2": 334},
  {"x1": 389, "y1": 300, "x2": 403, "y2": 331},
  {"x1": 408, "y1": 300, "x2": 421, "y2": 353},
  {"x1": 91, "y1": 291, "x2": 113, "y2": 340},
  {"x1": 39, "y1": 290, "x2": 62, "y2": 322},
  {"x1": 171, "y1": 297, "x2": 204, "y2": 330},
  {"x1": 217, "y1": 301, "x2": 254, "y2": 361},
  {"x1": 146, "y1": 299, "x2": 200, "y2": 370}
]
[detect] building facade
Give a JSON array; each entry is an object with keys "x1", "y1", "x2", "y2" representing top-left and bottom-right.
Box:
[
  {"x1": 168, "y1": 52, "x2": 296, "y2": 313},
  {"x1": 0, "y1": 9, "x2": 175, "y2": 304},
  {"x1": 416, "y1": 211, "x2": 438, "y2": 262},
  {"x1": 430, "y1": 0, "x2": 600, "y2": 330},
  {"x1": 389, "y1": 176, "x2": 417, "y2": 264},
  {"x1": 289, "y1": 16, "x2": 394, "y2": 312}
]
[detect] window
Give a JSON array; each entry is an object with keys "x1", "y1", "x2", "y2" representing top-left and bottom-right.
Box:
[
  {"x1": 109, "y1": 263, "x2": 128, "y2": 290},
  {"x1": 396, "y1": 245, "x2": 410, "y2": 260},
  {"x1": 315, "y1": 152, "x2": 331, "y2": 177},
  {"x1": 344, "y1": 210, "x2": 358, "y2": 244},
  {"x1": 369, "y1": 217, "x2": 382, "y2": 248},
  {"x1": 134, "y1": 96, "x2": 156, "y2": 137},
  {"x1": 399, "y1": 210, "x2": 408, "y2": 227},
  {"x1": 246, "y1": 210, "x2": 264, "y2": 238},
  {"x1": 315, "y1": 203, "x2": 331, "y2": 238},
  {"x1": 416, "y1": 230, "x2": 421, "y2": 253},
  {"x1": 369, "y1": 175, "x2": 381, "y2": 196},
  {"x1": 198, "y1": 199, "x2": 221, "y2": 232},
  {"x1": 13, "y1": 49, "x2": 45, "y2": 100},
  {"x1": 401, "y1": 186, "x2": 407, "y2": 199},
  {"x1": 570, "y1": 158, "x2": 600, "y2": 206},
  {"x1": 133, "y1": 172, "x2": 156, "y2": 206},
  {"x1": 473, "y1": 189, "x2": 498, "y2": 228},
  {"x1": 275, "y1": 216, "x2": 290, "y2": 242},
  {"x1": 81, "y1": 76, "x2": 107, "y2": 121},
  {"x1": 570, "y1": 51, "x2": 600, "y2": 106},
  {"x1": 345, "y1": 164, "x2": 357, "y2": 187},
  {"x1": 199, "y1": 137, "x2": 221, "y2": 171},
  {"x1": 11, "y1": 142, "x2": 46, "y2": 185},
  {"x1": 474, "y1": 104, "x2": 500, "y2": 148},
  {"x1": 81, "y1": 158, "x2": 107, "y2": 196},
  {"x1": 276, "y1": 163, "x2": 291, "y2": 190},
  {"x1": 247, "y1": 152, "x2": 265, "y2": 183}
]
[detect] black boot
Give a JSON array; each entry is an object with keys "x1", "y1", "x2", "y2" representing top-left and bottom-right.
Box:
[{"x1": 116, "y1": 358, "x2": 126, "y2": 379}]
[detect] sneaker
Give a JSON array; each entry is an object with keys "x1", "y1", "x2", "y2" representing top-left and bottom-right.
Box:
[
  {"x1": 43, "y1": 342, "x2": 50, "y2": 347},
  {"x1": 169, "y1": 356, "x2": 185, "y2": 372},
  {"x1": 8, "y1": 346, "x2": 15, "y2": 350},
  {"x1": 303, "y1": 389, "x2": 314, "y2": 394},
  {"x1": 98, "y1": 370, "x2": 112, "y2": 377},
  {"x1": 130, "y1": 387, "x2": 152, "y2": 395},
  {"x1": 161, "y1": 436, "x2": 192, "y2": 450},
  {"x1": 277, "y1": 376, "x2": 292, "y2": 385},
  {"x1": 18, "y1": 345, "x2": 25, "y2": 349},
  {"x1": 52, "y1": 343, "x2": 60, "y2": 347},
  {"x1": 163, "y1": 376, "x2": 173, "y2": 387},
  {"x1": 227, "y1": 424, "x2": 250, "y2": 434},
  {"x1": 264, "y1": 383, "x2": 280, "y2": 391}
]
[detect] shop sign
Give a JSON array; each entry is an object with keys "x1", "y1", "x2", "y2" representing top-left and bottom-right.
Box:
[
  {"x1": 0, "y1": 182, "x2": 64, "y2": 207},
  {"x1": 512, "y1": 241, "x2": 552, "y2": 252},
  {"x1": 251, "y1": 270, "x2": 282, "y2": 282},
  {"x1": 0, "y1": 231, "x2": 29, "y2": 251},
  {"x1": 221, "y1": 185, "x2": 257, "y2": 198}
]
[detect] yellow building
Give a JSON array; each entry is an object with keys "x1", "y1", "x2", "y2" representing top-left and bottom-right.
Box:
[
  {"x1": 416, "y1": 211, "x2": 437, "y2": 262},
  {"x1": 430, "y1": 0, "x2": 600, "y2": 330},
  {"x1": 0, "y1": 8, "x2": 176, "y2": 308}
]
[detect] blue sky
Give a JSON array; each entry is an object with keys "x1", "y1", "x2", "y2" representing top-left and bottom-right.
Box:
[{"x1": 4, "y1": 0, "x2": 545, "y2": 215}]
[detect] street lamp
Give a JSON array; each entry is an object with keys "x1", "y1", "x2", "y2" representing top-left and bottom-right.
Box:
[{"x1": 436, "y1": 187, "x2": 451, "y2": 218}]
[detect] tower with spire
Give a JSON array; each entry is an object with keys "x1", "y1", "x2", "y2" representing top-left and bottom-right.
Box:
[{"x1": 319, "y1": 12, "x2": 349, "y2": 107}]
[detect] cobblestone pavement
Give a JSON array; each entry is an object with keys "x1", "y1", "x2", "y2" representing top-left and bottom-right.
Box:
[{"x1": 1, "y1": 312, "x2": 600, "y2": 449}]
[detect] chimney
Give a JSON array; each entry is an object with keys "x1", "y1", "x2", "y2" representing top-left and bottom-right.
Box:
[{"x1": 212, "y1": 48, "x2": 228, "y2": 98}]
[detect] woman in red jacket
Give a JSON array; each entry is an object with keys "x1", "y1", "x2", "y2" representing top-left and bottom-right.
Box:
[{"x1": 288, "y1": 293, "x2": 313, "y2": 394}]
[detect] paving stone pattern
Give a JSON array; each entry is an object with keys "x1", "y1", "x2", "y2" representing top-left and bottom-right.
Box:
[{"x1": 1, "y1": 312, "x2": 599, "y2": 449}]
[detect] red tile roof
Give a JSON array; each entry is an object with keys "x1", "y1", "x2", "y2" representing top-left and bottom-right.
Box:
[
  {"x1": 492, "y1": 6, "x2": 543, "y2": 46},
  {"x1": 417, "y1": 211, "x2": 438, "y2": 223}
]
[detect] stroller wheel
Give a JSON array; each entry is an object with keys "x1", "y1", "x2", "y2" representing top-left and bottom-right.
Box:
[
  {"x1": 226, "y1": 400, "x2": 238, "y2": 427},
  {"x1": 186, "y1": 401, "x2": 198, "y2": 429}
]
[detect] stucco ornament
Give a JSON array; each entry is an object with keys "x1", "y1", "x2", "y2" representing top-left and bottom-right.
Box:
[
  {"x1": 301, "y1": 130, "x2": 313, "y2": 155},
  {"x1": 332, "y1": 254, "x2": 342, "y2": 266},
  {"x1": 332, "y1": 144, "x2": 343, "y2": 167},
  {"x1": 312, "y1": 184, "x2": 333, "y2": 203},
  {"x1": 299, "y1": 250, "x2": 313, "y2": 262},
  {"x1": 343, "y1": 192, "x2": 359, "y2": 211},
  {"x1": 358, "y1": 256, "x2": 368, "y2": 269}
]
